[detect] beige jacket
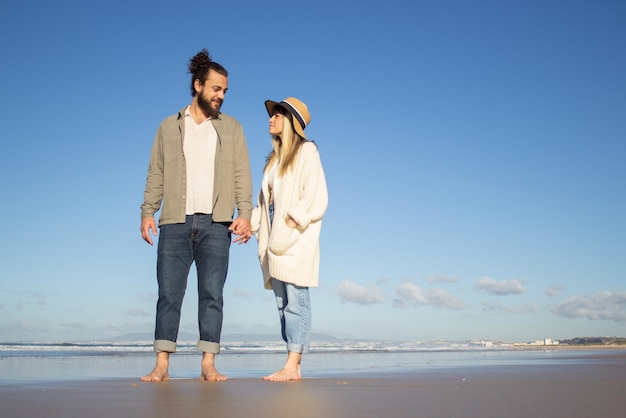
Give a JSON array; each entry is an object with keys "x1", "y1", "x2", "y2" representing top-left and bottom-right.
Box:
[
  {"x1": 251, "y1": 142, "x2": 328, "y2": 289},
  {"x1": 141, "y1": 107, "x2": 252, "y2": 226}
]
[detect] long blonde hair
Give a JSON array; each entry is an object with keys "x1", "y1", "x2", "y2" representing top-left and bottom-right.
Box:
[{"x1": 264, "y1": 112, "x2": 307, "y2": 176}]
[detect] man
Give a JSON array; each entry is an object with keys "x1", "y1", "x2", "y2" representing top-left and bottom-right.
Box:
[{"x1": 140, "y1": 49, "x2": 252, "y2": 382}]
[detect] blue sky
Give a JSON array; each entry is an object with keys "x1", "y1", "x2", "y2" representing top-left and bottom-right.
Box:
[{"x1": 1, "y1": 0, "x2": 624, "y2": 343}]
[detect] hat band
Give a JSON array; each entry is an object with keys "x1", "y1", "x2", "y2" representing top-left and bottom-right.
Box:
[{"x1": 281, "y1": 100, "x2": 307, "y2": 131}]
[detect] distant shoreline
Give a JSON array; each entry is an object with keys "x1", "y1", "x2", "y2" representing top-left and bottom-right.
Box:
[{"x1": 518, "y1": 344, "x2": 626, "y2": 350}]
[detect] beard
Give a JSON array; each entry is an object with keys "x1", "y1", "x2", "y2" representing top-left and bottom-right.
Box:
[{"x1": 197, "y1": 92, "x2": 222, "y2": 119}]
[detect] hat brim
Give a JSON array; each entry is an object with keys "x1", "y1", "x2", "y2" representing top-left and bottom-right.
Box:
[{"x1": 264, "y1": 100, "x2": 307, "y2": 139}]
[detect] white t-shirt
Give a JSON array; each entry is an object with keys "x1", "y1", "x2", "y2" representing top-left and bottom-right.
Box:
[
  {"x1": 183, "y1": 106, "x2": 217, "y2": 215},
  {"x1": 268, "y1": 159, "x2": 279, "y2": 203}
]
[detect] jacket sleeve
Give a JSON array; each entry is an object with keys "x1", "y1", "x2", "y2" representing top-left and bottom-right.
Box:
[
  {"x1": 140, "y1": 126, "x2": 164, "y2": 219},
  {"x1": 287, "y1": 143, "x2": 328, "y2": 229},
  {"x1": 233, "y1": 122, "x2": 253, "y2": 221},
  {"x1": 251, "y1": 186, "x2": 264, "y2": 234}
]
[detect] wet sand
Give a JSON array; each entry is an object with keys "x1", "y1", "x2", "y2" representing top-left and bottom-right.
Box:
[{"x1": 2, "y1": 350, "x2": 625, "y2": 418}]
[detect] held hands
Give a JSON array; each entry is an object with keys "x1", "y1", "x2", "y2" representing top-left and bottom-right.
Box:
[
  {"x1": 229, "y1": 218, "x2": 252, "y2": 245},
  {"x1": 141, "y1": 217, "x2": 158, "y2": 245},
  {"x1": 141, "y1": 217, "x2": 251, "y2": 245}
]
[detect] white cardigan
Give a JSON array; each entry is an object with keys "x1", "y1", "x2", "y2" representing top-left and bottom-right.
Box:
[{"x1": 251, "y1": 142, "x2": 328, "y2": 289}]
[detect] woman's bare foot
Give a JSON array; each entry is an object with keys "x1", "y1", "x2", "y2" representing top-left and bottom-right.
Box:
[
  {"x1": 263, "y1": 352, "x2": 302, "y2": 382},
  {"x1": 262, "y1": 366, "x2": 301, "y2": 382},
  {"x1": 200, "y1": 352, "x2": 227, "y2": 381},
  {"x1": 141, "y1": 352, "x2": 170, "y2": 382}
]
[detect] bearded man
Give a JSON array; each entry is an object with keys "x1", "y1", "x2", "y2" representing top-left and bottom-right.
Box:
[{"x1": 140, "y1": 49, "x2": 252, "y2": 382}]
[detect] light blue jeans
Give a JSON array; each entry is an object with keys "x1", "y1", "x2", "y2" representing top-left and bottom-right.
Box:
[
  {"x1": 270, "y1": 278, "x2": 311, "y2": 354},
  {"x1": 268, "y1": 202, "x2": 311, "y2": 353}
]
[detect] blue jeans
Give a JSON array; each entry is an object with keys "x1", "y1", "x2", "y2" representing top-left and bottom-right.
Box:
[
  {"x1": 270, "y1": 278, "x2": 311, "y2": 354},
  {"x1": 154, "y1": 214, "x2": 231, "y2": 354}
]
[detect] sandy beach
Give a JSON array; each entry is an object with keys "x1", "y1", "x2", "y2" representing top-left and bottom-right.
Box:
[{"x1": 1, "y1": 348, "x2": 625, "y2": 418}]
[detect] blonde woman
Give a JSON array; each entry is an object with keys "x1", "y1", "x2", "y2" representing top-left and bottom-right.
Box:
[{"x1": 251, "y1": 97, "x2": 328, "y2": 381}]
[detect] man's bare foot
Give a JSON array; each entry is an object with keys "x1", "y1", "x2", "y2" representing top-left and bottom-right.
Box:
[
  {"x1": 141, "y1": 352, "x2": 170, "y2": 382},
  {"x1": 141, "y1": 367, "x2": 170, "y2": 382},
  {"x1": 200, "y1": 353, "x2": 227, "y2": 381},
  {"x1": 200, "y1": 365, "x2": 227, "y2": 381},
  {"x1": 262, "y1": 366, "x2": 301, "y2": 382}
]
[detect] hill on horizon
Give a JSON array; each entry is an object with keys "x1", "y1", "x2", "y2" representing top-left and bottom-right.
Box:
[{"x1": 99, "y1": 332, "x2": 339, "y2": 343}]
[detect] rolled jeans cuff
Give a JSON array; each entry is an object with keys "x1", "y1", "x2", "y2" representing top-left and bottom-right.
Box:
[
  {"x1": 287, "y1": 342, "x2": 308, "y2": 354},
  {"x1": 154, "y1": 339, "x2": 177, "y2": 353},
  {"x1": 197, "y1": 340, "x2": 220, "y2": 354}
]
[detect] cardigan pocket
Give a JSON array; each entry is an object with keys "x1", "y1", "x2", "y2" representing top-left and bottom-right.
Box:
[{"x1": 268, "y1": 222, "x2": 300, "y2": 255}]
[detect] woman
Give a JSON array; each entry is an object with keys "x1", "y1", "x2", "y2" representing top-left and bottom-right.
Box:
[{"x1": 251, "y1": 97, "x2": 328, "y2": 381}]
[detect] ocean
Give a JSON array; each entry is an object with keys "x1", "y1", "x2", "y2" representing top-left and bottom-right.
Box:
[{"x1": 0, "y1": 340, "x2": 616, "y2": 383}]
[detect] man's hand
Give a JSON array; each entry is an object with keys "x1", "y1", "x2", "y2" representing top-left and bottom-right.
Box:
[
  {"x1": 229, "y1": 218, "x2": 251, "y2": 245},
  {"x1": 141, "y1": 217, "x2": 158, "y2": 245}
]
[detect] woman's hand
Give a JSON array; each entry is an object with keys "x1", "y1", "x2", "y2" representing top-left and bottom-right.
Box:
[{"x1": 285, "y1": 216, "x2": 298, "y2": 229}]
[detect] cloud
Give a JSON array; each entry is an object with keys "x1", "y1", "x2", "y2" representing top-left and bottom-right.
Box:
[
  {"x1": 3, "y1": 318, "x2": 48, "y2": 333},
  {"x1": 137, "y1": 293, "x2": 157, "y2": 303},
  {"x1": 395, "y1": 282, "x2": 428, "y2": 305},
  {"x1": 482, "y1": 300, "x2": 539, "y2": 314},
  {"x1": 475, "y1": 276, "x2": 524, "y2": 295},
  {"x1": 337, "y1": 280, "x2": 386, "y2": 305},
  {"x1": 232, "y1": 289, "x2": 251, "y2": 298},
  {"x1": 482, "y1": 301, "x2": 513, "y2": 312},
  {"x1": 395, "y1": 282, "x2": 465, "y2": 310},
  {"x1": 61, "y1": 323, "x2": 87, "y2": 330},
  {"x1": 554, "y1": 291, "x2": 626, "y2": 322},
  {"x1": 376, "y1": 277, "x2": 392, "y2": 286},
  {"x1": 545, "y1": 284, "x2": 566, "y2": 297},
  {"x1": 524, "y1": 304, "x2": 540, "y2": 314},
  {"x1": 425, "y1": 274, "x2": 460, "y2": 284},
  {"x1": 122, "y1": 309, "x2": 150, "y2": 317}
]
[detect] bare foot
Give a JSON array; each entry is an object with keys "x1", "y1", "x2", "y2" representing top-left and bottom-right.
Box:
[
  {"x1": 200, "y1": 365, "x2": 227, "y2": 381},
  {"x1": 263, "y1": 352, "x2": 303, "y2": 382},
  {"x1": 141, "y1": 352, "x2": 170, "y2": 382},
  {"x1": 262, "y1": 366, "x2": 301, "y2": 382},
  {"x1": 200, "y1": 353, "x2": 227, "y2": 381},
  {"x1": 141, "y1": 367, "x2": 170, "y2": 382}
]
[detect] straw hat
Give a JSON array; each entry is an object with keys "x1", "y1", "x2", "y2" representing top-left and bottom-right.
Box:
[{"x1": 265, "y1": 97, "x2": 310, "y2": 139}]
